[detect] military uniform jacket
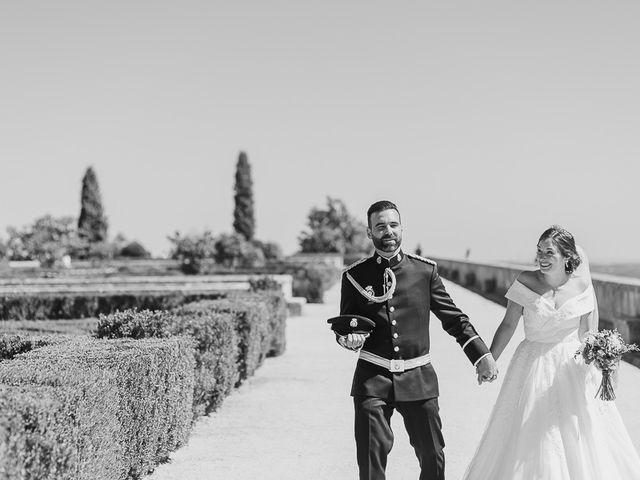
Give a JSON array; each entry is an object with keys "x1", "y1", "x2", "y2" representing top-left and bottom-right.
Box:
[{"x1": 340, "y1": 250, "x2": 490, "y2": 402}]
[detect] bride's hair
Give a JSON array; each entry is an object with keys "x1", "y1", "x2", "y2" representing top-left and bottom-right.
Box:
[{"x1": 538, "y1": 225, "x2": 582, "y2": 274}]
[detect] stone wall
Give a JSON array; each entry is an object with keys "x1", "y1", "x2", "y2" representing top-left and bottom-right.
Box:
[{"x1": 433, "y1": 257, "x2": 640, "y2": 366}]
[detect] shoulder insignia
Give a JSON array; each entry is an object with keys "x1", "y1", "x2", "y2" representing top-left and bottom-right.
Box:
[
  {"x1": 407, "y1": 253, "x2": 437, "y2": 266},
  {"x1": 342, "y1": 255, "x2": 371, "y2": 274}
]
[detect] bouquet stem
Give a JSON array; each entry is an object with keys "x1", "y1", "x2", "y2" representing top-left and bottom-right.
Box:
[{"x1": 596, "y1": 369, "x2": 616, "y2": 401}]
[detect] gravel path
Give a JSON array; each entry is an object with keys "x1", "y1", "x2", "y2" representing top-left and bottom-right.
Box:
[{"x1": 146, "y1": 280, "x2": 640, "y2": 480}]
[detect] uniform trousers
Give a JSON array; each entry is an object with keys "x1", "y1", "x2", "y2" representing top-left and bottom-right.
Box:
[{"x1": 354, "y1": 395, "x2": 445, "y2": 480}]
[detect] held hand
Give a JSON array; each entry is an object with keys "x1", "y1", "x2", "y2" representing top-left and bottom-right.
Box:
[
  {"x1": 338, "y1": 333, "x2": 369, "y2": 351},
  {"x1": 476, "y1": 355, "x2": 499, "y2": 385}
]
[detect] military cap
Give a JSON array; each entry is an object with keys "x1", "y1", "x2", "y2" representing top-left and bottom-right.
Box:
[{"x1": 327, "y1": 315, "x2": 376, "y2": 336}]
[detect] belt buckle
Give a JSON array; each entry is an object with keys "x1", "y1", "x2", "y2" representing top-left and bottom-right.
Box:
[{"x1": 389, "y1": 359, "x2": 405, "y2": 373}]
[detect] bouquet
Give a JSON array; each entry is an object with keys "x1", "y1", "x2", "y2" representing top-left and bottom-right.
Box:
[{"x1": 575, "y1": 329, "x2": 639, "y2": 401}]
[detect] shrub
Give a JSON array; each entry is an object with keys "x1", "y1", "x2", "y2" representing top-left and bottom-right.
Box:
[
  {"x1": 119, "y1": 241, "x2": 150, "y2": 258},
  {"x1": 292, "y1": 263, "x2": 340, "y2": 303},
  {"x1": 214, "y1": 233, "x2": 265, "y2": 269},
  {"x1": 171, "y1": 304, "x2": 239, "y2": 415},
  {"x1": 230, "y1": 290, "x2": 287, "y2": 357},
  {"x1": 252, "y1": 240, "x2": 283, "y2": 261},
  {"x1": 0, "y1": 333, "x2": 72, "y2": 361},
  {"x1": 193, "y1": 290, "x2": 287, "y2": 379},
  {"x1": 167, "y1": 231, "x2": 217, "y2": 274},
  {"x1": 0, "y1": 373, "x2": 122, "y2": 480},
  {"x1": 0, "y1": 337, "x2": 195, "y2": 479},
  {"x1": 249, "y1": 275, "x2": 281, "y2": 293},
  {"x1": 95, "y1": 308, "x2": 238, "y2": 418},
  {"x1": 186, "y1": 297, "x2": 269, "y2": 385},
  {"x1": 94, "y1": 309, "x2": 175, "y2": 340}
]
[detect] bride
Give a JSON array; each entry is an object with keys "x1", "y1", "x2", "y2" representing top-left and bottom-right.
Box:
[{"x1": 462, "y1": 225, "x2": 640, "y2": 479}]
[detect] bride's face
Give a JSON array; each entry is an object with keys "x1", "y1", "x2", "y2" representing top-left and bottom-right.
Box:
[{"x1": 536, "y1": 238, "x2": 566, "y2": 274}]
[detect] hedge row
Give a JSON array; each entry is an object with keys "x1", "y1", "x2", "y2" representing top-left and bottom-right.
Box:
[
  {"x1": 0, "y1": 289, "x2": 287, "y2": 479},
  {"x1": 95, "y1": 308, "x2": 238, "y2": 419},
  {"x1": 0, "y1": 337, "x2": 195, "y2": 480},
  {"x1": 94, "y1": 289, "x2": 288, "y2": 418},
  {"x1": 0, "y1": 292, "x2": 225, "y2": 320}
]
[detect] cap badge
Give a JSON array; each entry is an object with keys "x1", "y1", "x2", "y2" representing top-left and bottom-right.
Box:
[{"x1": 350, "y1": 318, "x2": 358, "y2": 328}]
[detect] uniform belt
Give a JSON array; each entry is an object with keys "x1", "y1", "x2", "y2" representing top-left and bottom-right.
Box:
[{"x1": 359, "y1": 350, "x2": 431, "y2": 373}]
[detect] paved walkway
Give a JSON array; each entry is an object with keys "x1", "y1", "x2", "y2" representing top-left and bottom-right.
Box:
[{"x1": 146, "y1": 281, "x2": 640, "y2": 480}]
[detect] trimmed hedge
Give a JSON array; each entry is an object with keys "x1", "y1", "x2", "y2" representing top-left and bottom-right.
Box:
[
  {"x1": 93, "y1": 290, "x2": 287, "y2": 415},
  {"x1": 95, "y1": 308, "x2": 239, "y2": 418},
  {"x1": 186, "y1": 297, "x2": 269, "y2": 386},
  {"x1": 0, "y1": 374, "x2": 121, "y2": 480},
  {"x1": 0, "y1": 292, "x2": 225, "y2": 320},
  {"x1": 233, "y1": 290, "x2": 287, "y2": 357},
  {"x1": 0, "y1": 337, "x2": 195, "y2": 480},
  {"x1": 170, "y1": 304, "x2": 239, "y2": 416},
  {"x1": 0, "y1": 288, "x2": 288, "y2": 479}
]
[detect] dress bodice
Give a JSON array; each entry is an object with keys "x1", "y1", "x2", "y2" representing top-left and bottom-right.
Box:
[{"x1": 505, "y1": 279, "x2": 595, "y2": 343}]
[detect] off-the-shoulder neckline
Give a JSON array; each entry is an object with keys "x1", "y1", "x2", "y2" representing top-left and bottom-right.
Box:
[{"x1": 513, "y1": 279, "x2": 593, "y2": 311}]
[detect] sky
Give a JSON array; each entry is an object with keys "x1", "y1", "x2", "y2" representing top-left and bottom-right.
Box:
[{"x1": 1, "y1": 1, "x2": 638, "y2": 264}]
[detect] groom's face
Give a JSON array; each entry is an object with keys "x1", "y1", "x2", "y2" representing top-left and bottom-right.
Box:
[{"x1": 367, "y1": 209, "x2": 403, "y2": 253}]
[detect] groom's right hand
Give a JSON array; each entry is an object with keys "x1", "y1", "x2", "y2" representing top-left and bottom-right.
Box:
[{"x1": 337, "y1": 333, "x2": 368, "y2": 351}]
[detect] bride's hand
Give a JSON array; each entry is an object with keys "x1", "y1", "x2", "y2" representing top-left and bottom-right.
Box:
[{"x1": 476, "y1": 355, "x2": 499, "y2": 385}]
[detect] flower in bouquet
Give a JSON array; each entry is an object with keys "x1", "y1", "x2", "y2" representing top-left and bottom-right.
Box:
[{"x1": 575, "y1": 329, "x2": 639, "y2": 401}]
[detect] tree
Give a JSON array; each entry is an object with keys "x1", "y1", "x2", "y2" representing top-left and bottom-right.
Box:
[
  {"x1": 252, "y1": 239, "x2": 283, "y2": 261},
  {"x1": 214, "y1": 233, "x2": 265, "y2": 269},
  {"x1": 233, "y1": 151, "x2": 255, "y2": 241},
  {"x1": 78, "y1": 166, "x2": 108, "y2": 243},
  {"x1": 298, "y1": 197, "x2": 370, "y2": 254},
  {"x1": 6, "y1": 215, "x2": 79, "y2": 267},
  {"x1": 167, "y1": 231, "x2": 217, "y2": 274}
]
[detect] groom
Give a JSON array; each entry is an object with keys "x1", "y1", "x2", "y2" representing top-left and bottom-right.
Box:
[{"x1": 335, "y1": 200, "x2": 497, "y2": 480}]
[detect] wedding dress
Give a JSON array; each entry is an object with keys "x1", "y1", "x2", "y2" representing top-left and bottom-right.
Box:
[{"x1": 462, "y1": 278, "x2": 640, "y2": 479}]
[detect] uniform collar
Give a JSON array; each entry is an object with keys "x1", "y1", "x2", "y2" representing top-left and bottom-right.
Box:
[{"x1": 373, "y1": 249, "x2": 405, "y2": 268}]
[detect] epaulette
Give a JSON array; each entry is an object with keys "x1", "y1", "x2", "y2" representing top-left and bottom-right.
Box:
[
  {"x1": 407, "y1": 253, "x2": 437, "y2": 266},
  {"x1": 342, "y1": 256, "x2": 370, "y2": 274}
]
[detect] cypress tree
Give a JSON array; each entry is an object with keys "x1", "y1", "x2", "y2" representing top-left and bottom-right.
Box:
[
  {"x1": 233, "y1": 151, "x2": 255, "y2": 240},
  {"x1": 78, "y1": 166, "x2": 108, "y2": 242}
]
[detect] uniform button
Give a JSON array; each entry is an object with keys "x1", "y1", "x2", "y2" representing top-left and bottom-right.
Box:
[
  {"x1": 389, "y1": 306, "x2": 395, "y2": 312},
  {"x1": 391, "y1": 320, "x2": 397, "y2": 326},
  {"x1": 394, "y1": 346, "x2": 400, "y2": 352},
  {"x1": 393, "y1": 333, "x2": 398, "y2": 339}
]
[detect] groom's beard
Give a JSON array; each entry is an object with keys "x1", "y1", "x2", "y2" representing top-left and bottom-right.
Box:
[{"x1": 371, "y1": 234, "x2": 402, "y2": 254}]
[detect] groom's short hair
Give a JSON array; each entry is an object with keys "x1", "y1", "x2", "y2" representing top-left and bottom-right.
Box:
[{"x1": 367, "y1": 200, "x2": 400, "y2": 227}]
